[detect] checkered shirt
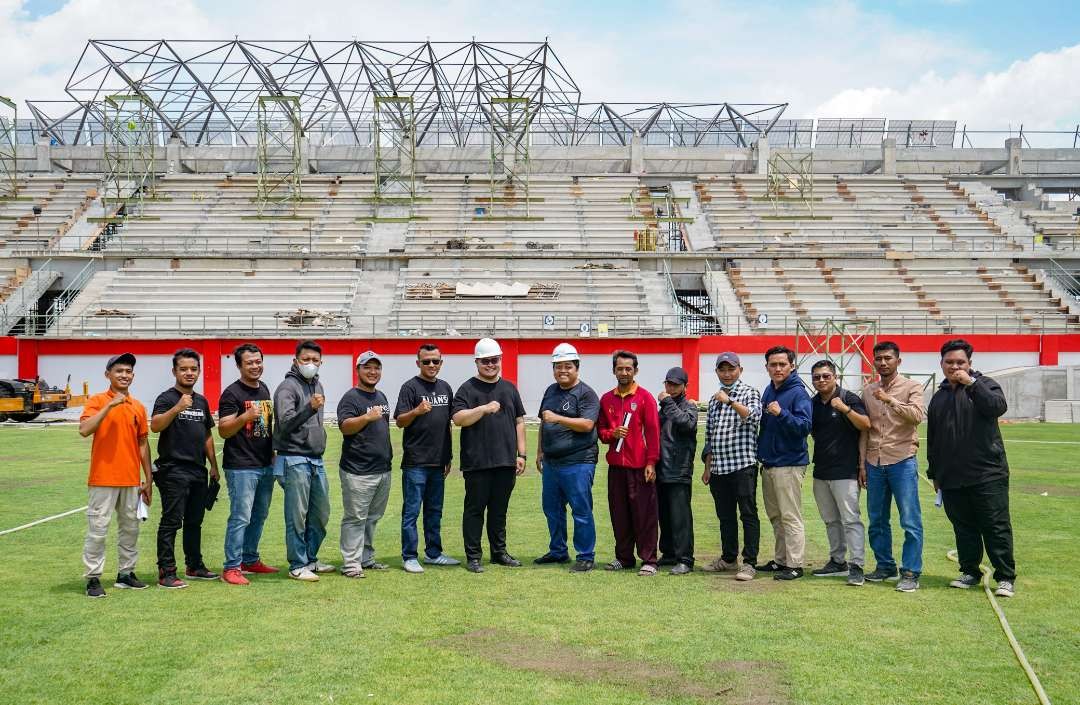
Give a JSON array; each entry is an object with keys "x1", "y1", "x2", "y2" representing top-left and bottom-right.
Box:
[{"x1": 701, "y1": 378, "x2": 762, "y2": 475}]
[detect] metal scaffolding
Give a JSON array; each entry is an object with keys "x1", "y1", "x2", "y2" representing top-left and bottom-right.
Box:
[
  {"x1": 101, "y1": 94, "x2": 157, "y2": 215},
  {"x1": 255, "y1": 95, "x2": 304, "y2": 215},
  {"x1": 767, "y1": 152, "x2": 815, "y2": 216},
  {"x1": 373, "y1": 95, "x2": 416, "y2": 201},
  {"x1": 27, "y1": 39, "x2": 788, "y2": 148},
  {"x1": 794, "y1": 319, "x2": 877, "y2": 389},
  {"x1": 0, "y1": 96, "x2": 18, "y2": 198},
  {"x1": 487, "y1": 96, "x2": 532, "y2": 216}
]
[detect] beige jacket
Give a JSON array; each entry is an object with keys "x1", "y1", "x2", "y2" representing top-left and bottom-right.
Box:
[{"x1": 861, "y1": 375, "x2": 925, "y2": 466}]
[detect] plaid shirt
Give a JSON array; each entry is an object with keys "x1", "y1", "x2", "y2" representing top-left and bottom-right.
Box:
[{"x1": 701, "y1": 378, "x2": 762, "y2": 475}]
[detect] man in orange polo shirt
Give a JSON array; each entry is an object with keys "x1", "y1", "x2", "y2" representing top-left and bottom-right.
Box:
[{"x1": 78, "y1": 353, "x2": 153, "y2": 598}]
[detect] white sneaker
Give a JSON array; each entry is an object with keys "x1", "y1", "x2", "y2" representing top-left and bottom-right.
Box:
[
  {"x1": 403, "y1": 559, "x2": 425, "y2": 574},
  {"x1": 307, "y1": 561, "x2": 336, "y2": 574},
  {"x1": 289, "y1": 567, "x2": 319, "y2": 582},
  {"x1": 994, "y1": 580, "x2": 1015, "y2": 598},
  {"x1": 422, "y1": 554, "x2": 461, "y2": 566}
]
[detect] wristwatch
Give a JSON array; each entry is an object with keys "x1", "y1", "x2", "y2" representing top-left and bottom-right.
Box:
[{"x1": 517, "y1": 453, "x2": 527, "y2": 460}]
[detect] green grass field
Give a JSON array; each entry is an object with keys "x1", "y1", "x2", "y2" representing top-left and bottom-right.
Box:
[{"x1": 0, "y1": 422, "x2": 1077, "y2": 705}]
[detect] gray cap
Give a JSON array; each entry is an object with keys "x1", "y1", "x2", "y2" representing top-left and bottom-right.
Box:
[
  {"x1": 106, "y1": 352, "x2": 137, "y2": 370},
  {"x1": 664, "y1": 367, "x2": 688, "y2": 385},
  {"x1": 355, "y1": 350, "x2": 382, "y2": 367},
  {"x1": 715, "y1": 351, "x2": 741, "y2": 368}
]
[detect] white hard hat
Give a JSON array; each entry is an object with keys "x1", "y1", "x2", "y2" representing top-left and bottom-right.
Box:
[
  {"x1": 551, "y1": 342, "x2": 580, "y2": 363},
  {"x1": 474, "y1": 337, "x2": 503, "y2": 359}
]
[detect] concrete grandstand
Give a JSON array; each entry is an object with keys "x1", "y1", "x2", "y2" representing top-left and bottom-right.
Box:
[{"x1": 1, "y1": 39, "x2": 1079, "y2": 414}]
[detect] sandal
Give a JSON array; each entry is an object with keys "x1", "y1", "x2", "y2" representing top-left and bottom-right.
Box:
[{"x1": 637, "y1": 564, "x2": 658, "y2": 576}]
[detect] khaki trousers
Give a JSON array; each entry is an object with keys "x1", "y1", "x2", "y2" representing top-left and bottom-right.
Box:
[
  {"x1": 761, "y1": 465, "x2": 806, "y2": 568},
  {"x1": 83, "y1": 486, "x2": 141, "y2": 578}
]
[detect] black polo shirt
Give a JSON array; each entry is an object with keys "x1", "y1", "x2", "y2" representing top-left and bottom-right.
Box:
[{"x1": 811, "y1": 388, "x2": 866, "y2": 481}]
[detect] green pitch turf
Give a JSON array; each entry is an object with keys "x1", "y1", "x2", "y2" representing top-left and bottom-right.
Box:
[{"x1": 0, "y1": 422, "x2": 1076, "y2": 705}]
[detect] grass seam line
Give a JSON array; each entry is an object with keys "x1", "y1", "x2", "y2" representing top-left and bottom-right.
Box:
[
  {"x1": 0, "y1": 506, "x2": 87, "y2": 536},
  {"x1": 920, "y1": 472, "x2": 1052, "y2": 705}
]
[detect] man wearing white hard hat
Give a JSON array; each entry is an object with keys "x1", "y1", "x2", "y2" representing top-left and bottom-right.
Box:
[
  {"x1": 451, "y1": 338, "x2": 528, "y2": 573},
  {"x1": 534, "y1": 343, "x2": 601, "y2": 573}
]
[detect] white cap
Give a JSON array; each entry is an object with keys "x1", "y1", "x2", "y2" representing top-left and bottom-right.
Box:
[
  {"x1": 551, "y1": 342, "x2": 580, "y2": 363},
  {"x1": 474, "y1": 337, "x2": 503, "y2": 359}
]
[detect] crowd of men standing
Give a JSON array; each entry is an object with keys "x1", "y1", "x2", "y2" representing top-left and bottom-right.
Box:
[{"x1": 78, "y1": 337, "x2": 1017, "y2": 601}]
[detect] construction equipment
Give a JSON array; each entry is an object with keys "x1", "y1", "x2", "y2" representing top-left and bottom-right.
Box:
[{"x1": 0, "y1": 376, "x2": 89, "y2": 422}]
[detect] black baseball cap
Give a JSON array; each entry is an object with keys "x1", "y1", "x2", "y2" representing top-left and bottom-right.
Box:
[
  {"x1": 106, "y1": 352, "x2": 137, "y2": 370},
  {"x1": 664, "y1": 367, "x2": 688, "y2": 385}
]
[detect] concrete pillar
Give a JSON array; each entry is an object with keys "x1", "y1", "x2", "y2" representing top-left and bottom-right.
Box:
[
  {"x1": 754, "y1": 135, "x2": 769, "y2": 175},
  {"x1": 300, "y1": 136, "x2": 313, "y2": 174},
  {"x1": 34, "y1": 136, "x2": 52, "y2": 173},
  {"x1": 166, "y1": 136, "x2": 181, "y2": 174},
  {"x1": 1018, "y1": 182, "x2": 1042, "y2": 203},
  {"x1": 881, "y1": 138, "x2": 897, "y2": 175},
  {"x1": 629, "y1": 132, "x2": 644, "y2": 174},
  {"x1": 1005, "y1": 137, "x2": 1023, "y2": 175}
]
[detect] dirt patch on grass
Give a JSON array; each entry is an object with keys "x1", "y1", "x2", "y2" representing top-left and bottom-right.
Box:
[
  {"x1": 708, "y1": 573, "x2": 782, "y2": 593},
  {"x1": 1015, "y1": 483, "x2": 1080, "y2": 497},
  {"x1": 435, "y1": 628, "x2": 789, "y2": 704},
  {"x1": 0, "y1": 476, "x2": 61, "y2": 491}
]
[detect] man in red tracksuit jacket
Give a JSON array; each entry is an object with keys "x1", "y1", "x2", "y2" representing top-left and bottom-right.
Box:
[{"x1": 598, "y1": 350, "x2": 661, "y2": 575}]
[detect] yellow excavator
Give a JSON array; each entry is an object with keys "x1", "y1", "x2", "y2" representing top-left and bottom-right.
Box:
[{"x1": 0, "y1": 376, "x2": 89, "y2": 422}]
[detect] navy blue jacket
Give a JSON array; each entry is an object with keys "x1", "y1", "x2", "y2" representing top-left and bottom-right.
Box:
[{"x1": 758, "y1": 373, "x2": 812, "y2": 467}]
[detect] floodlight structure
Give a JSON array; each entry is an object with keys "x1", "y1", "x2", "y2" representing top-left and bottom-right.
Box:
[
  {"x1": 794, "y1": 318, "x2": 878, "y2": 390},
  {"x1": 101, "y1": 94, "x2": 157, "y2": 216},
  {"x1": 487, "y1": 95, "x2": 533, "y2": 216},
  {"x1": 767, "y1": 152, "x2": 815, "y2": 216},
  {"x1": 0, "y1": 97, "x2": 16, "y2": 199},
  {"x1": 373, "y1": 95, "x2": 416, "y2": 202},
  {"x1": 255, "y1": 95, "x2": 303, "y2": 216}
]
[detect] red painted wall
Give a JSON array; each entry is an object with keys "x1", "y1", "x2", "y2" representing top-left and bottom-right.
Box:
[{"x1": 7, "y1": 333, "x2": 1077, "y2": 406}]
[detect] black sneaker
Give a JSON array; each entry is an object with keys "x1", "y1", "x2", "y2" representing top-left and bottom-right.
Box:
[
  {"x1": 864, "y1": 566, "x2": 899, "y2": 582},
  {"x1": 533, "y1": 553, "x2": 570, "y2": 565},
  {"x1": 569, "y1": 559, "x2": 594, "y2": 573},
  {"x1": 114, "y1": 572, "x2": 148, "y2": 590},
  {"x1": 774, "y1": 567, "x2": 804, "y2": 581},
  {"x1": 491, "y1": 553, "x2": 522, "y2": 567},
  {"x1": 86, "y1": 577, "x2": 106, "y2": 598},
  {"x1": 846, "y1": 565, "x2": 865, "y2": 587},
  {"x1": 757, "y1": 560, "x2": 784, "y2": 572},
  {"x1": 185, "y1": 565, "x2": 220, "y2": 581},
  {"x1": 657, "y1": 556, "x2": 678, "y2": 567},
  {"x1": 812, "y1": 559, "x2": 849, "y2": 577},
  {"x1": 949, "y1": 573, "x2": 981, "y2": 589},
  {"x1": 158, "y1": 572, "x2": 189, "y2": 589},
  {"x1": 465, "y1": 559, "x2": 484, "y2": 573}
]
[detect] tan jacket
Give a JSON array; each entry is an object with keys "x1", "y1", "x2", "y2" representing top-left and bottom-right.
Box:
[{"x1": 861, "y1": 375, "x2": 925, "y2": 466}]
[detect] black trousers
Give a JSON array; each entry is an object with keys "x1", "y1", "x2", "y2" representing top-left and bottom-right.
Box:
[
  {"x1": 155, "y1": 468, "x2": 208, "y2": 573},
  {"x1": 462, "y1": 467, "x2": 516, "y2": 561},
  {"x1": 942, "y1": 478, "x2": 1016, "y2": 582},
  {"x1": 708, "y1": 465, "x2": 760, "y2": 565},
  {"x1": 658, "y1": 482, "x2": 694, "y2": 567}
]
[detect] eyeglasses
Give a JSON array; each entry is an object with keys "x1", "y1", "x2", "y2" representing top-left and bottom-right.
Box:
[
  {"x1": 419, "y1": 359, "x2": 443, "y2": 366},
  {"x1": 811, "y1": 374, "x2": 834, "y2": 381},
  {"x1": 477, "y1": 357, "x2": 501, "y2": 366}
]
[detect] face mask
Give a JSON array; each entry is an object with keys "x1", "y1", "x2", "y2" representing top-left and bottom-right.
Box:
[
  {"x1": 719, "y1": 381, "x2": 735, "y2": 390},
  {"x1": 298, "y1": 362, "x2": 318, "y2": 380}
]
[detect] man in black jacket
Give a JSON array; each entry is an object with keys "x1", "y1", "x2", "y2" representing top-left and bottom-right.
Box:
[
  {"x1": 656, "y1": 367, "x2": 698, "y2": 575},
  {"x1": 927, "y1": 339, "x2": 1016, "y2": 598}
]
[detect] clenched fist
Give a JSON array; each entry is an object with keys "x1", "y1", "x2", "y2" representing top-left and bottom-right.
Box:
[
  {"x1": 766, "y1": 401, "x2": 782, "y2": 416},
  {"x1": 310, "y1": 393, "x2": 325, "y2": 410},
  {"x1": 829, "y1": 396, "x2": 849, "y2": 413},
  {"x1": 485, "y1": 400, "x2": 501, "y2": 415},
  {"x1": 415, "y1": 399, "x2": 433, "y2": 415},
  {"x1": 176, "y1": 393, "x2": 193, "y2": 412}
]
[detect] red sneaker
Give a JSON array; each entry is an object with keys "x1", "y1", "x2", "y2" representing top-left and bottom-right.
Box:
[
  {"x1": 221, "y1": 568, "x2": 250, "y2": 586},
  {"x1": 241, "y1": 560, "x2": 280, "y2": 574}
]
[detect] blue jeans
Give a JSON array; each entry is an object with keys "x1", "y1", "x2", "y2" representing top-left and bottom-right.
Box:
[
  {"x1": 277, "y1": 455, "x2": 330, "y2": 571},
  {"x1": 223, "y1": 466, "x2": 275, "y2": 569},
  {"x1": 866, "y1": 456, "x2": 923, "y2": 575},
  {"x1": 400, "y1": 467, "x2": 446, "y2": 561},
  {"x1": 541, "y1": 461, "x2": 596, "y2": 561}
]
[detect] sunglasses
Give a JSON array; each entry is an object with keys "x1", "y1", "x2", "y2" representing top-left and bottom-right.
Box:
[
  {"x1": 811, "y1": 374, "x2": 834, "y2": 381},
  {"x1": 419, "y1": 359, "x2": 443, "y2": 366},
  {"x1": 477, "y1": 357, "x2": 501, "y2": 366}
]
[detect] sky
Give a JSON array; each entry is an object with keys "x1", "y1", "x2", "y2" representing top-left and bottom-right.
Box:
[{"x1": 2, "y1": 0, "x2": 1079, "y2": 130}]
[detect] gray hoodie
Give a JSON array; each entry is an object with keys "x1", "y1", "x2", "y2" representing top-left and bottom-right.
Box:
[{"x1": 273, "y1": 366, "x2": 327, "y2": 457}]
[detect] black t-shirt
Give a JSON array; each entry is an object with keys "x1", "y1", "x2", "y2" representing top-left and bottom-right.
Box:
[
  {"x1": 811, "y1": 389, "x2": 867, "y2": 481},
  {"x1": 337, "y1": 388, "x2": 392, "y2": 475},
  {"x1": 394, "y1": 376, "x2": 453, "y2": 470},
  {"x1": 153, "y1": 387, "x2": 215, "y2": 473},
  {"x1": 218, "y1": 380, "x2": 274, "y2": 469},
  {"x1": 451, "y1": 377, "x2": 526, "y2": 472},
  {"x1": 538, "y1": 381, "x2": 600, "y2": 466}
]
